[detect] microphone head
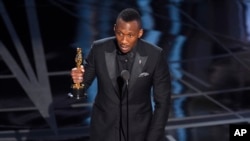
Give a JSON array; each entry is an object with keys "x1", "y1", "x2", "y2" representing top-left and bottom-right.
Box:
[{"x1": 121, "y1": 70, "x2": 130, "y2": 81}]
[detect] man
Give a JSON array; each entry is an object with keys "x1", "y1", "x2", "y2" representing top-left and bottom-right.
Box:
[{"x1": 71, "y1": 8, "x2": 171, "y2": 141}]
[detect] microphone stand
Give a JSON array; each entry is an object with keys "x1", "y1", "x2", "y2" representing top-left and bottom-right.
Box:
[
  {"x1": 124, "y1": 79, "x2": 129, "y2": 141},
  {"x1": 119, "y1": 90, "x2": 122, "y2": 141},
  {"x1": 119, "y1": 79, "x2": 127, "y2": 141},
  {"x1": 119, "y1": 80, "x2": 129, "y2": 141},
  {"x1": 120, "y1": 70, "x2": 130, "y2": 141}
]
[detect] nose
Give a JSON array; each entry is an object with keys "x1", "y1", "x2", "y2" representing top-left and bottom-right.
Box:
[{"x1": 121, "y1": 36, "x2": 128, "y2": 44}]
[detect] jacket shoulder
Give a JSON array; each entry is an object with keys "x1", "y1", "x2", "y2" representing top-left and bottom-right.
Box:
[
  {"x1": 93, "y1": 37, "x2": 116, "y2": 46},
  {"x1": 138, "y1": 39, "x2": 163, "y2": 56},
  {"x1": 91, "y1": 37, "x2": 116, "y2": 52}
]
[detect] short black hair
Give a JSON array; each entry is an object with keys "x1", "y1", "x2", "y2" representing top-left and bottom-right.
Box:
[{"x1": 116, "y1": 8, "x2": 142, "y2": 28}]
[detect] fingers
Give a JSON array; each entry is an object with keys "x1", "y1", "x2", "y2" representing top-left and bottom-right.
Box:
[
  {"x1": 72, "y1": 65, "x2": 84, "y2": 72},
  {"x1": 71, "y1": 66, "x2": 84, "y2": 83},
  {"x1": 72, "y1": 77, "x2": 83, "y2": 84},
  {"x1": 72, "y1": 74, "x2": 83, "y2": 83}
]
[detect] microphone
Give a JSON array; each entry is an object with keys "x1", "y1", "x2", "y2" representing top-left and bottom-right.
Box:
[{"x1": 121, "y1": 70, "x2": 130, "y2": 85}]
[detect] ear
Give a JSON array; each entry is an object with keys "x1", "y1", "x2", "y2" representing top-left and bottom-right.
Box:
[{"x1": 138, "y1": 29, "x2": 143, "y2": 38}]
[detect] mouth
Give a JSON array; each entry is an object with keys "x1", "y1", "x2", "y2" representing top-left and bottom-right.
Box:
[{"x1": 119, "y1": 45, "x2": 129, "y2": 53}]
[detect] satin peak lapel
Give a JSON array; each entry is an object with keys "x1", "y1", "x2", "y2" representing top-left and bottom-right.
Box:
[{"x1": 105, "y1": 50, "x2": 119, "y2": 95}]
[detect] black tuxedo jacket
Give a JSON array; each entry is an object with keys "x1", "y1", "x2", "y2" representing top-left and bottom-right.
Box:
[{"x1": 84, "y1": 37, "x2": 171, "y2": 141}]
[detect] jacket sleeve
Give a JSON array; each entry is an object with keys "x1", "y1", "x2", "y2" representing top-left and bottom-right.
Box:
[
  {"x1": 146, "y1": 50, "x2": 172, "y2": 141},
  {"x1": 84, "y1": 44, "x2": 97, "y2": 90}
]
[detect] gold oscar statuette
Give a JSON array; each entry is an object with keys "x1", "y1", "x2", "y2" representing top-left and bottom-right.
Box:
[{"x1": 69, "y1": 47, "x2": 87, "y2": 99}]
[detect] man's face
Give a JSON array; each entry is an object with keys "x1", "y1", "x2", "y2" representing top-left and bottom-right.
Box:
[{"x1": 114, "y1": 18, "x2": 143, "y2": 53}]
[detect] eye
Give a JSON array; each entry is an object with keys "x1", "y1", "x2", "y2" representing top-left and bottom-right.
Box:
[
  {"x1": 116, "y1": 31, "x2": 123, "y2": 37},
  {"x1": 128, "y1": 34, "x2": 132, "y2": 38}
]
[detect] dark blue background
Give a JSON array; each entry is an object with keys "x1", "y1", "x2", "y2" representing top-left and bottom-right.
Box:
[{"x1": 1, "y1": 0, "x2": 250, "y2": 141}]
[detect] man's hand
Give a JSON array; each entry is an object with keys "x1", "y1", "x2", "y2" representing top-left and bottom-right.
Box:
[{"x1": 71, "y1": 65, "x2": 84, "y2": 84}]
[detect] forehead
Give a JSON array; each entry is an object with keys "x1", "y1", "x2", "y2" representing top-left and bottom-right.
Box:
[{"x1": 115, "y1": 18, "x2": 140, "y2": 32}]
